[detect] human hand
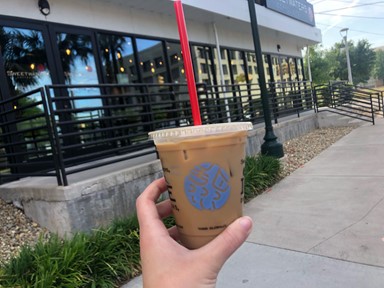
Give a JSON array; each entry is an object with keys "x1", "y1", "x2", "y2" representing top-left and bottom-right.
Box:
[{"x1": 136, "y1": 177, "x2": 253, "y2": 288}]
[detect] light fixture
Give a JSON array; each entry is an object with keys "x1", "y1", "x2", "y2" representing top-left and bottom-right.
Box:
[{"x1": 38, "y1": 0, "x2": 50, "y2": 16}]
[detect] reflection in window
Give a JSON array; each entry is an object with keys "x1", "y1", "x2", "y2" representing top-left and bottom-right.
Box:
[
  {"x1": 57, "y1": 32, "x2": 101, "y2": 130},
  {"x1": 136, "y1": 38, "x2": 167, "y2": 85},
  {"x1": 1, "y1": 26, "x2": 52, "y2": 97},
  {"x1": 192, "y1": 45, "x2": 215, "y2": 85},
  {"x1": 98, "y1": 34, "x2": 137, "y2": 84},
  {"x1": 297, "y1": 58, "x2": 304, "y2": 81},
  {"x1": 213, "y1": 48, "x2": 229, "y2": 85},
  {"x1": 0, "y1": 26, "x2": 53, "y2": 163},
  {"x1": 271, "y1": 56, "x2": 281, "y2": 82},
  {"x1": 246, "y1": 52, "x2": 258, "y2": 84},
  {"x1": 57, "y1": 33, "x2": 98, "y2": 87},
  {"x1": 263, "y1": 55, "x2": 270, "y2": 83},
  {"x1": 166, "y1": 42, "x2": 185, "y2": 84},
  {"x1": 228, "y1": 49, "x2": 245, "y2": 84},
  {"x1": 281, "y1": 57, "x2": 289, "y2": 81},
  {"x1": 289, "y1": 58, "x2": 297, "y2": 81}
]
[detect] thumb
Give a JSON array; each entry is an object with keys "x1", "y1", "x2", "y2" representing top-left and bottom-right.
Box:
[{"x1": 201, "y1": 216, "x2": 253, "y2": 270}]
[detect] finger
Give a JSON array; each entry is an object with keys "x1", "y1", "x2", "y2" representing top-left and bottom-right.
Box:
[
  {"x1": 201, "y1": 216, "x2": 253, "y2": 270},
  {"x1": 167, "y1": 226, "x2": 180, "y2": 242},
  {"x1": 136, "y1": 178, "x2": 168, "y2": 227},
  {"x1": 156, "y1": 199, "x2": 172, "y2": 219}
]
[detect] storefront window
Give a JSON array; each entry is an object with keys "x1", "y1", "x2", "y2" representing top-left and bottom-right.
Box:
[
  {"x1": 98, "y1": 34, "x2": 137, "y2": 84},
  {"x1": 246, "y1": 52, "x2": 259, "y2": 84},
  {"x1": 1, "y1": 26, "x2": 52, "y2": 97},
  {"x1": 167, "y1": 41, "x2": 186, "y2": 83},
  {"x1": 191, "y1": 45, "x2": 215, "y2": 85},
  {"x1": 136, "y1": 38, "x2": 167, "y2": 85},
  {"x1": 289, "y1": 57, "x2": 297, "y2": 81},
  {"x1": 0, "y1": 26, "x2": 53, "y2": 163},
  {"x1": 56, "y1": 32, "x2": 101, "y2": 125}
]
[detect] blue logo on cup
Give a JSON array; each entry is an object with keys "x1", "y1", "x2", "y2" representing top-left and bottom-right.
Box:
[{"x1": 184, "y1": 163, "x2": 230, "y2": 210}]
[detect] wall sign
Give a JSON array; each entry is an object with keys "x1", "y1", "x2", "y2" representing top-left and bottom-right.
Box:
[{"x1": 265, "y1": 0, "x2": 315, "y2": 27}]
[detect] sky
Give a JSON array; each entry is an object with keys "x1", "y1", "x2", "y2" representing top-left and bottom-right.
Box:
[{"x1": 309, "y1": 0, "x2": 384, "y2": 49}]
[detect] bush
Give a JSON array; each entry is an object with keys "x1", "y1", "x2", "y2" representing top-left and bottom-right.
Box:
[
  {"x1": 0, "y1": 217, "x2": 141, "y2": 288},
  {"x1": 244, "y1": 154, "x2": 282, "y2": 201}
]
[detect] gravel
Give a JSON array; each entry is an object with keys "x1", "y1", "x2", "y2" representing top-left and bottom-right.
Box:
[
  {"x1": 0, "y1": 125, "x2": 357, "y2": 265},
  {"x1": 280, "y1": 126, "x2": 356, "y2": 178},
  {"x1": 0, "y1": 198, "x2": 50, "y2": 263}
]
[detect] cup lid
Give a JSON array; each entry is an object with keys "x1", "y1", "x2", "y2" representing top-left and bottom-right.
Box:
[{"x1": 148, "y1": 122, "x2": 253, "y2": 143}]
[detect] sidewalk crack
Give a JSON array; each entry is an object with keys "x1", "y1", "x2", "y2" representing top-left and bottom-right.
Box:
[{"x1": 306, "y1": 194, "x2": 384, "y2": 253}]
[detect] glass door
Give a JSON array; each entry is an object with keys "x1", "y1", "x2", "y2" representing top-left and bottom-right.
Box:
[
  {"x1": 0, "y1": 21, "x2": 57, "y2": 174},
  {"x1": 49, "y1": 26, "x2": 108, "y2": 159}
]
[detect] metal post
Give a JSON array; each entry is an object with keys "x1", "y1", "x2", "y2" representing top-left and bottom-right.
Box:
[
  {"x1": 213, "y1": 22, "x2": 231, "y2": 122},
  {"x1": 340, "y1": 28, "x2": 353, "y2": 84},
  {"x1": 307, "y1": 45, "x2": 312, "y2": 82},
  {"x1": 247, "y1": 0, "x2": 284, "y2": 158}
]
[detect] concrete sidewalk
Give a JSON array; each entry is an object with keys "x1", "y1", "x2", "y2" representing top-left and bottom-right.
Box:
[{"x1": 125, "y1": 118, "x2": 384, "y2": 288}]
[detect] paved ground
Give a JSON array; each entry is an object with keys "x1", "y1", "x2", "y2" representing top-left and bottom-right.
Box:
[{"x1": 124, "y1": 117, "x2": 384, "y2": 288}]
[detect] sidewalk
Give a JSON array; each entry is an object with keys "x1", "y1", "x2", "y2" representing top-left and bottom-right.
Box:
[{"x1": 125, "y1": 118, "x2": 384, "y2": 288}]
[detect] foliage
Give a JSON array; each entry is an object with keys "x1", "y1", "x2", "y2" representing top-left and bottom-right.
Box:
[
  {"x1": 305, "y1": 40, "x2": 376, "y2": 85},
  {"x1": 374, "y1": 49, "x2": 384, "y2": 81},
  {"x1": 244, "y1": 154, "x2": 282, "y2": 201},
  {"x1": 348, "y1": 39, "x2": 376, "y2": 84},
  {"x1": 304, "y1": 45, "x2": 333, "y2": 85},
  {"x1": 0, "y1": 217, "x2": 141, "y2": 288}
]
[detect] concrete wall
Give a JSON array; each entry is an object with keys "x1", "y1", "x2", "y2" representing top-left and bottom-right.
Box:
[{"x1": 0, "y1": 112, "x2": 347, "y2": 237}]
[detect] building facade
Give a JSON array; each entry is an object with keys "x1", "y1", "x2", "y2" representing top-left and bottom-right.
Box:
[
  {"x1": 0, "y1": 0, "x2": 322, "y2": 184},
  {"x1": 0, "y1": 0, "x2": 321, "y2": 100}
]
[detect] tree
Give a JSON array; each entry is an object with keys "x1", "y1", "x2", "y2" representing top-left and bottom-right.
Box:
[
  {"x1": 303, "y1": 45, "x2": 333, "y2": 85},
  {"x1": 307, "y1": 39, "x2": 376, "y2": 85},
  {"x1": 374, "y1": 49, "x2": 384, "y2": 82},
  {"x1": 349, "y1": 39, "x2": 376, "y2": 84},
  {"x1": 328, "y1": 39, "x2": 375, "y2": 85}
]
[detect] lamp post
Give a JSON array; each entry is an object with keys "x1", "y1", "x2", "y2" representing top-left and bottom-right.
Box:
[
  {"x1": 340, "y1": 28, "x2": 353, "y2": 84},
  {"x1": 247, "y1": 0, "x2": 284, "y2": 158}
]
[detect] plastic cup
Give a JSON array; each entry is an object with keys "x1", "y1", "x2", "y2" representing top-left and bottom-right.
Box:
[{"x1": 149, "y1": 122, "x2": 253, "y2": 249}]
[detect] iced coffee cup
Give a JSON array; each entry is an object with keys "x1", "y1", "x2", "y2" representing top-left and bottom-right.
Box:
[{"x1": 149, "y1": 122, "x2": 253, "y2": 249}]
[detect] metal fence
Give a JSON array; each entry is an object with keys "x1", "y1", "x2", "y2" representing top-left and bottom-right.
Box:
[
  {"x1": 314, "y1": 82, "x2": 384, "y2": 124},
  {"x1": 0, "y1": 81, "x2": 313, "y2": 186}
]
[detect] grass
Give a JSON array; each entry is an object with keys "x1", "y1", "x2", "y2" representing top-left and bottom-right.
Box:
[{"x1": 0, "y1": 154, "x2": 281, "y2": 287}]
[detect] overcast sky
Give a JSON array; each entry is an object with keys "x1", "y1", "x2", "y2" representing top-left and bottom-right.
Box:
[{"x1": 309, "y1": 0, "x2": 384, "y2": 49}]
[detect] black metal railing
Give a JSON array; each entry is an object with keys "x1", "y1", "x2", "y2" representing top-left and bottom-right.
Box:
[
  {"x1": 0, "y1": 88, "x2": 61, "y2": 184},
  {"x1": 0, "y1": 81, "x2": 314, "y2": 186},
  {"x1": 314, "y1": 82, "x2": 381, "y2": 124}
]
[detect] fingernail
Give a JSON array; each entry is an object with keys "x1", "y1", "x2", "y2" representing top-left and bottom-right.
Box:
[{"x1": 239, "y1": 216, "x2": 253, "y2": 232}]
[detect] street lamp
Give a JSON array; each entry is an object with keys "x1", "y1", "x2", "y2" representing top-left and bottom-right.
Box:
[
  {"x1": 247, "y1": 0, "x2": 284, "y2": 158},
  {"x1": 340, "y1": 28, "x2": 353, "y2": 84}
]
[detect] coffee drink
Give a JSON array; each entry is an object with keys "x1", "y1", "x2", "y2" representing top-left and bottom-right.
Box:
[{"x1": 149, "y1": 123, "x2": 252, "y2": 249}]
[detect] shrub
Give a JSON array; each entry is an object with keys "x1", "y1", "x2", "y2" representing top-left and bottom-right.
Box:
[
  {"x1": 244, "y1": 154, "x2": 282, "y2": 201},
  {"x1": 0, "y1": 217, "x2": 141, "y2": 288}
]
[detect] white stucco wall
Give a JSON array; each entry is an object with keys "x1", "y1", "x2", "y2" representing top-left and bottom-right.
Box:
[{"x1": 0, "y1": 0, "x2": 320, "y2": 57}]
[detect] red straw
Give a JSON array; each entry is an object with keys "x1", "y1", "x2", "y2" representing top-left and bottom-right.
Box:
[{"x1": 173, "y1": 0, "x2": 202, "y2": 125}]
